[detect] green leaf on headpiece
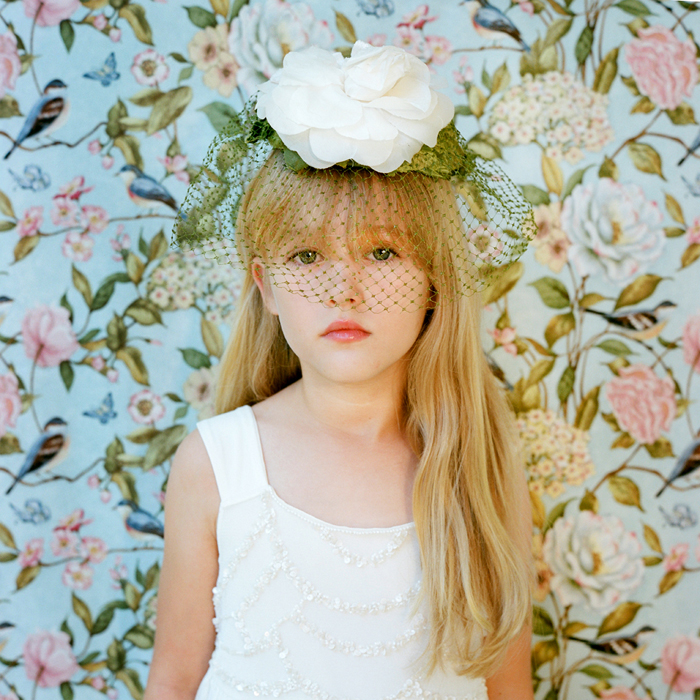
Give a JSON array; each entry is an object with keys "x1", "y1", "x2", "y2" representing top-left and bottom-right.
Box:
[
  {"x1": 283, "y1": 149, "x2": 308, "y2": 171},
  {"x1": 245, "y1": 116, "x2": 275, "y2": 144},
  {"x1": 394, "y1": 123, "x2": 471, "y2": 179}
]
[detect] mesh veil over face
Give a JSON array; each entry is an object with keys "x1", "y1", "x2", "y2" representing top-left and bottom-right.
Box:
[{"x1": 172, "y1": 103, "x2": 536, "y2": 313}]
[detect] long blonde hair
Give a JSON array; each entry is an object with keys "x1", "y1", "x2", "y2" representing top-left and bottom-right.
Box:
[{"x1": 215, "y1": 152, "x2": 533, "y2": 678}]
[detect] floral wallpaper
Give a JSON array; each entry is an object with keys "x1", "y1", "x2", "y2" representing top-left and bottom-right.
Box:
[{"x1": 0, "y1": 0, "x2": 698, "y2": 698}]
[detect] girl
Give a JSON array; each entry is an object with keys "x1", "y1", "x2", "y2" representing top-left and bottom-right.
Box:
[{"x1": 145, "y1": 41, "x2": 536, "y2": 700}]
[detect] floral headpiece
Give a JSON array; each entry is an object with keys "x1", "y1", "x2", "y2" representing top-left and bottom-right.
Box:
[{"x1": 173, "y1": 41, "x2": 535, "y2": 312}]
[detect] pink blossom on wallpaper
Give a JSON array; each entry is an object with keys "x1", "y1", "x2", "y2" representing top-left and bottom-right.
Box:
[
  {"x1": 87, "y1": 474, "x2": 100, "y2": 489},
  {"x1": 56, "y1": 176, "x2": 93, "y2": 200},
  {"x1": 600, "y1": 687, "x2": 643, "y2": 700},
  {"x1": 50, "y1": 197, "x2": 79, "y2": 227},
  {"x1": 23, "y1": 0, "x2": 79, "y2": 26},
  {"x1": 93, "y1": 13, "x2": 107, "y2": 29},
  {"x1": 56, "y1": 508, "x2": 93, "y2": 531},
  {"x1": 87, "y1": 139, "x2": 101, "y2": 155},
  {"x1": 17, "y1": 206, "x2": 43, "y2": 237},
  {"x1": 488, "y1": 327, "x2": 517, "y2": 355},
  {"x1": 80, "y1": 536, "x2": 107, "y2": 563},
  {"x1": 100, "y1": 489, "x2": 112, "y2": 503},
  {"x1": 686, "y1": 216, "x2": 700, "y2": 244},
  {"x1": 61, "y1": 561, "x2": 94, "y2": 590},
  {"x1": 397, "y1": 5, "x2": 436, "y2": 29},
  {"x1": 127, "y1": 389, "x2": 166, "y2": 424},
  {"x1": 663, "y1": 542, "x2": 689, "y2": 572},
  {"x1": 605, "y1": 364, "x2": 676, "y2": 444},
  {"x1": 0, "y1": 372, "x2": 21, "y2": 438},
  {"x1": 18, "y1": 538, "x2": 43, "y2": 568},
  {"x1": 0, "y1": 31, "x2": 21, "y2": 99},
  {"x1": 107, "y1": 368, "x2": 119, "y2": 382},
  {"x1": 50, "y1": 529, "x2": 80, "y2": 557},
  {"x1": 22, "y1": 305, "x2": 79, "y2": 367},
  {"x1": 158, "y1": 154, "x2": 190, "y2": 183},
  {"x1": 365, "y1": 33, "x2": 387, "y2": 47},
  {"x1": 682, "y1": 313, "x2": 700, "y2": 373},
  {"x1": 109, "y1": 27, "x2": 121, "y2": 42},
  {"x1": 393, "y1": 26, "x2": 424, "y2": 55},
  {"x1": 423, "y1": 35, "x2": 452, "y2": 65},
  {"x1": 101, "y1": 155, "x2": 114, "y2": 169},
  {"x1": 62, "y1": 232, "x2": 94, "y2": 262},
  {"x1": 90, "y1": 676, "x2": 106, "y2": 690},
  {"x1": 661, "y1": 635, "x2": 700, "y2": 692},
  {"x1": 80, "y1": 205, "x2": 109, "y2": 233},
  {"x1": 131, "y1": 49, "x2": 169, "y2": 86},
  {"x1": 515, "y1": 0, "x2": 534, "y2": 15},
  {"x1": 91, "y1": 355, "x2": 105, "y2": 370},
  {"x1": 624, "y1": 25, "x2": 697, "y2": 110},
  {"x1": 22, "y1": 630, "x2": 79, "y2": 687}
]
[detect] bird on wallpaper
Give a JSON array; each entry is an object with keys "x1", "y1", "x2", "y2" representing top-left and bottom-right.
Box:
[
  {"x1": 114, "y1": 499, "x2": 164, "y2": 543},
  {"x1": 583, "y1": 301, "x2": 676, "y2": 341},
  {"x1": 567, "y1": 626, "x2": 656, "y2": 665},
  {"x1": 4, "y1": 418, "x2": 69, "y2": 495},
  {"x1": 656, "y1": 434, "x2": 700, "y2": 498},
  {"x1": 4, "y1": 79, "x2": 69, "y2": 160},
  {"x1": 0, "y1": 296, "x2": 13, "y2": 328},
  {"x1": 460, "y1": 0, "x2": 530, "y2": 51},
  {"x1": 0, "y1": 622, "x2": 15, "y2": 655},
  {"x1": 678, "y1": 126, "x2": 700, "y2": 166},
  {"x1": 116, "y1": 165, "x2": 178, "y2": 212}
]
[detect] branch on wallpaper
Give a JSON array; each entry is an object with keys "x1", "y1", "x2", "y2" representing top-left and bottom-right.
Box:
[
  {"x1": 0, "y1": 458, "x2": 102, "y2": 490},
  {"x1": 0, "y1": 122, "x2": 106, "y2": 154}
]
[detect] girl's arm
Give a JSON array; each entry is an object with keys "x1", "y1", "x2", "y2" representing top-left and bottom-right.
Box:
[
  {"x1": 485, "y1": 466, "x2": 535, "y2": 700},
  {"x1": 143, "y1": 430, "x2": 220, "y2": 700}
]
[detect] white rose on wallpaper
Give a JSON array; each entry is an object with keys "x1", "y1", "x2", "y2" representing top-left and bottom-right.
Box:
[
  {"x1": 561, "y1": 178, "x2": 665, "y2": 285},
  {"x1": 543, "y1": 510, "x2": 644, "y2": 612},
  {"x1": 228, "y1": 0, "x2": 334, "y2": 93},
  {"x1": 256, "y1": 42, "x2": 454, "y2": 172}
]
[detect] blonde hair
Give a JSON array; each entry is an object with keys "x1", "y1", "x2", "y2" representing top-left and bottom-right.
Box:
[{"x1": 215, "y1": 153, "x2": 534, "y2": 678}]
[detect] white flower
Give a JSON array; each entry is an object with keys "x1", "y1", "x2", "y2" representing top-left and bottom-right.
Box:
[
  {"x1": 543, "y1": 510, "x2": 644, "y2": 612},
  {"x1": 183, "y1": 365, "x2": 219, "y2": 419},
  {"x1": 562, "y1": 178, "x2": 665, "y2": 285},
  {"x1": 131, "y1": 49, "x2": 169, "y2": 87},
  {"x1": 228, "y1": 0, "x2": 333, "y2": 93},
  {"x1": 256, "y1": 41, "x2": 454, "y2": 173}
]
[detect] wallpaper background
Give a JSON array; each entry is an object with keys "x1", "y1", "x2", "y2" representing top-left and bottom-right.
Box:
[{"x1": 0, "y1": 0, "x2": 699, "y2": 698}]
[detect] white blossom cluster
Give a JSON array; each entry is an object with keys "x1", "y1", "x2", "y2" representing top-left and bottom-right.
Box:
[{"x1": 488, "y1": 72, "x2": 614, "y2": 164}]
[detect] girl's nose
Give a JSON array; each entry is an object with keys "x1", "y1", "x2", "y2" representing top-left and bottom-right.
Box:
[{"x1": 320, "y1": 260, "x2": 364, "y2": 310}]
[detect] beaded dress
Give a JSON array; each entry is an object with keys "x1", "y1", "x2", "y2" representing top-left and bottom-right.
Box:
[{"x1": 194, "y1": 405, "x2": 489, "y2": 700}]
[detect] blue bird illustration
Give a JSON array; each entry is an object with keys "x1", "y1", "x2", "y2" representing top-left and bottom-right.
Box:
[
  {"x1": 83, "y1": 52, "x2": 120, "y2": 87},
  {"x1": 114, "y1": 499, "x2": 164, "y2": 542},
  {"x1": 10, "y1": 498, "x2": 51, "y2": 525},
  {"x1": 678, "y1": 126, "x2": 700, "y2": 166},
  {"x1": 82, "y1": 393, "x2": 117, "y2": 425},
  {"x1": 656, "y1": 435, "x2": 700, "y2": 498},
  {"x1": 9, "y1": 164, "x2": 51, "y2": 191},
  {"x1": 4, "y1": 418, "x2": 69, "y2": 495},
  {"x1": 584, "y1": 301, "x2": 676, "y2": 341},
  {"x1": 4, "y1": 80, "x2": 69, "y2": 160},
  {"x1": 461, "y1": 0, "x2": 529, "y2": 50},
  {"x1": 116, "y1": 165, "x2": 178, "y2": 212}
]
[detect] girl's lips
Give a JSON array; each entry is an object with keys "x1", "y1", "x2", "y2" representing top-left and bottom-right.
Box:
[
  {"x1": 323, "y1": 329, "x2": 370, "y2": 342},
  {"x1": 322, "y1": 319, "x2": 369, "y2": 335}
]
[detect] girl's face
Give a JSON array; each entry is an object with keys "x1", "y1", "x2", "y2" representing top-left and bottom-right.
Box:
[{"x1": 252, "y1": 230, "x2": 431, "y2": 386}]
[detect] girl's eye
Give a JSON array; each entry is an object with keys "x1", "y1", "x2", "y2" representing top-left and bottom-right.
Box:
[
  {"x1": 371, "y1": 247, "x2": 396, "y2": 261},
  {"x1": 292, "y1": 250, "x2": 318, "y2": 265}
]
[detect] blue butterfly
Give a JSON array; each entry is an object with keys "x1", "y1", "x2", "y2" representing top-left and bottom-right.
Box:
[
  {"x1": 9, "y1": 165, "x2": 51, "y2": 192},
  {"x1": 10, "y1": 498, "x2": 51, "y2": 525},
  {"x1": 659, "y1": 504, "x2": 698, "y2": 529},
  {"x1": 682, "y1": 174, "x2": 700, "y2": 198},
  {"x1": 83, "y1": 53, "x2": 120, "y2": 87},
  {"x1": 83, "y1": 393, "x2": 117, "y2": 424},
  {"x1": 355, "y1": 0, "x2": 394, "y2": 17}
]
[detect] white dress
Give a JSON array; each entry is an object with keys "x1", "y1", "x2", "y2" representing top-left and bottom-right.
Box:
[{"x1": 194, "y1": 405, "x2": 488, "y2": 700}]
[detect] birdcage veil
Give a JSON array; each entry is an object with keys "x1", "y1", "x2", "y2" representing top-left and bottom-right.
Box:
[{"x1": 172, "y1": 41, "x2": 535, "y2": 313}]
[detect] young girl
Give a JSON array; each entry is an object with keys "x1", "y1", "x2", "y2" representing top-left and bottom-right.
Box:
[{"x1": 145, "y1": 41, "x2": 536, "y2": 700}]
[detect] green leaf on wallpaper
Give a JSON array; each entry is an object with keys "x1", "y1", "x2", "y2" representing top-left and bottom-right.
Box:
[
  {"x1": 643, "y1": 523, "x2": 663, "y2": 553},
  {"x1": 125, "y1": 251, "x2": 145, "y2": 283},
  {"x1": 201, "y1": 317, "x2": 224, "y2": 357},
  {"x1": 60, "y1": 292, "x2": 73, "y2": 323},
  {"x1": 0, "y1": 433, "x2": 21, "y2": 455},
  {"x1": 557, "y1": 364, "x2": 575, "y2": 402},
  {"x1": 620, "y1": 75, "x2": 640, "y2": 96},
  {"x1": 598, "y1": 601, "x2": 642, "y2": 636},
  {"x1": 125, "y1": 299, "x2": 162, "y2": 326},
  {"x1": 169, "y1": 52, "x2": 189, "y2": 63},
  {"x1": 180, "y1": 347, "x2": 211, "y2": 369},
  {"x1": 0, "y1": 189, "x2": 14, "y2": 219},
  {"x1": 545, "y1": 312, "x2": 575, "y2": 347},
  {"x1": 334, "y1": 10, "x2": 357, "y2": 44},
  {"x1": 575, "y1": 24, "x2": 594, "y2": 65},
  {"x1": 124, "y1": 623, "x2": 154, "y2": 649},
  {"x1": 147, "y1": 86, "x2": 192, "y2": 135},
  {"x1": 681, "y1": 243, "x2": 700, "y2": 269},
  {"x1": 116, "y1": 347, "x2": 149, "y2": 385},
  {"x1": 599, "y1": 156, "x2": 619, "y2": 181},
  {"x1": 596, "y1": 339, "x2": 635, "y2": 356},
  {"x1": 59, "y1": 361, "x2": 74, "y2": 391},
  {"x1": 644, "y1": 556, "x2": 663, "y2": 566},
  {"x1": 143, "y1": 424, "x2": 187, "y2": 470},
  {"x1": 526, "y1": 358, "x2": 556, "y2": 387},
  {"x1": 184, "y1": 4, "x2": 217, "y2": 28},
  {"x1": 106, "y1": 638, "x2": 126, "y2": 673},
  {"x1": 466, "y1": 132, "x2": 502, "y2": 160},
  {"x1": 179, "y1": 65, "x2": 194, "y2": 83},
  {"x1": 0, "y1": 522, "x2": 16, "y2": 549},
  {"x1": 631, "y1": 96, "x2": 655, "y2": 114},
  {"x1": 481, "y1": 261, "x2": 523, "y2": 304},
  {"x1": 659, "y1": 569, "x2": 683, "y2": 595},
  {"x1": 453, "y1": 104, "x2": 472, "y2": 117},
  {"x1": 174, "y1": 404, "x2": 188, "y2": 420},
  {"x1": 574, "y1": 385, "x2": 599, "y2": 430},
  {"x1": 592, "y1": 47, "x2": 618, "y2": 94},
  {"x1": 59, "y1": 20, "x2": 74, "y2": 52},
  {"x1": 645, "y1": 437, "x2": 674, "y2": 459},
  {"x1": 665, "y1": 193, "x2": 685, "y2": 224},
  {"x1": 60, "y1": 619, "x2": 74, "y2": 647},
  {"x1": 0, "y1": 220, "x2": 15, "y2": 231},
  {"x1": 530, "y1": 277, "x2": 570, "y2": 309},
  {"x1": 468, "y1": 85, "x2": 486, "y2": 118},
  {"x1": 664, "y1": 226, "x2": 685, "y2": 238},
  {"x1": 0, "y1": 95, "x2": 22, "y2": 119},
  {"x1": 531, "y1": 639, "x2": 560, "y2": 670},
  {"x1": 611, "y1": 431, "x2": 635, "y2": 448},
  {"x1": 119, "y1": 4, "x2": 154, "y2": 45},
  {"x1": 520, "y1": 184, "x2": 550, "y2": 206},
  {"x1": 542, "y1": 498, "x2": 574, "y2": 535},
  {"x1": 13, "y1": 234, "x2": 39, "y2": 262},
  {"x1": 561, "y1": 166, "x2": 590, "y2": 200},
  {"x1": 628, "y1": 142, "x2": 664, "y2": 179},
  {"x1": 532, "y1": 606, "x2": 555, "y2": 636},
  {"x1": 520, "y1": 38, "x2": 557, "y2": 76},
  {"x1": 72, "y1": 593, "x2": 93, "y2": 633},
  {"x1": 16, "y1": 564, "x2": 40, "y2": 590},
  {"x1": 122, "y1": 580, "x2": 142, "y2": 611},
  {"x1": 199, "y1": 101, "x2": 239, "y2": 133},
  {"x1": 112, "y1": 471, "x2": 138, "y2": 501},
  {"x1": 580, "y1": 293, "x2": 610, "y2": 309},
  {"x1": 115, "y1": 668, "x2": 144, "y2": 700},
  {"x1": 579, "y1": 490, "x2": 598, "y2": 512},
  {"x1": 667, "y1": 103, "x2": 697, "y2": 125},
  {"x1": 490, "y1": 62, "x2": 510, "y2": 93},
  {"x1": 614, "y1": 273, "x2": 665, "y2": 309},
  {"x1": 578, "y1": 665, "x2": 614, "y2": 679},
  {"x1": 71, "y1": 265, "x2": 92, "y2": 307},
  {"x1": 544, "y1": 18, "x2": 572, "y2": 47},
  {"x1": 615, "y1": 0, "x2": 651, "y2": 16},
  {"x1": 608, "y1": 475, "x2": 643, "y2": 511},
  {"x1": 91, "y1": 606, "x2": 115, "y2": 636}
]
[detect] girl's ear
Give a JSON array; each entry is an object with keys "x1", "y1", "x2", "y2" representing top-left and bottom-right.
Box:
[{"x1": 251, "y1": 259, "x2": 279, "y2": 316}]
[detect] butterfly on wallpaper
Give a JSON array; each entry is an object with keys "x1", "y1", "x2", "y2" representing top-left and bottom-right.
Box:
[
  {"x1": 8, "y1": 164, "x2": 51, "y2": 192},
  {"x1": 83, "y1": 53, "x2": 120, "y2": 87},
  {"x1": 659, "y1": 504, "x2": 698, "y2": 529},
  {"x1": 682, "y1": 174, "x2": 700, "y2": 197},
  {"x1": 354, "y1": 0, "x2": 394, "y2": 17},
  {"x1": 10, "y1": 498, "x2": 51, "y2": 525},
  {"x1": 82, "y1": 393, "x2": 117, "y2": 424}
]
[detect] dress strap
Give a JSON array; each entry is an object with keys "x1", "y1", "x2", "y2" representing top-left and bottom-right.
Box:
[{"x1": 196, "y1": 405, "x2": 269, "y2": 507}]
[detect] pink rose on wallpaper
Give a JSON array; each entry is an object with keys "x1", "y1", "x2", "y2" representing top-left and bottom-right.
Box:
[
  {"x1": 682, "y1": 313, "x2": 700, "y2": 373},
  {"x1": 605, "y1": 364, "x2": 676, "y2": 444},
  {"x1": 62, "y1": 561, "x2": 94, "y2": 590},
  {"x1": 624, "y1": 25, "x2": 698, "y2": 110},
  {"x1": 600, "y1": 687, "x2": 643, "y2": 700},
  {"x1": 23, "y1": 630, "x2": 79, "y2": 687},
  {"x1": 0, "y1": 31, "x2": 21, "y2": 99},
  {"x1": 22, "y1": 305, "x2": 79, "y2": 367},
  {"x1": 663, "y1": 542, "x2": 689, "y2": 572},
  {"x1": 18, "y1": 538, "x2": 43, "y2": 568},
  {"x1": 661, "y1": 635, "x2": 700, "y2": 692},
  {"x1": 17, "y1": 206, "x2": 43, "y2": 238},
  {"x1": 0, "y1": 372, "x2": 21, "y2": 438},
  {"x1": 23, "y1": 0, "x2": 80, "y2": 26}
]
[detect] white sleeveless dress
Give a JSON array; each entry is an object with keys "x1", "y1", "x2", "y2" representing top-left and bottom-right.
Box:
[{"x1": 194, "y1": 405, "x2": 489, "y2": 700}]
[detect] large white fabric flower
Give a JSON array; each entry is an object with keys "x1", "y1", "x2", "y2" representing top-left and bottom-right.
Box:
[
  {"x1": 256, "y1": 41, "x2": 455, "y2": 173},
  {"x1": 543, "y1": 510, "x2": 644, "y2": 612}
]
